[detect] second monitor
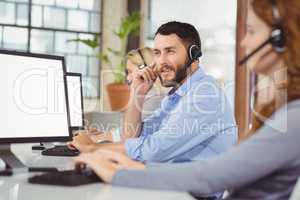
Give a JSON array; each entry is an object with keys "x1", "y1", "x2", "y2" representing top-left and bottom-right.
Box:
[
  {"x1": 66, "y1": 72, "x2": 85, "y2": 131},
  {"x1": 41, "y1": 73, "x2": 85, "y2": 157}
]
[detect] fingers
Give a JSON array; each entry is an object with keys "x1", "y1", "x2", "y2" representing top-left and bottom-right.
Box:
[
  {"x1": 94, "y1": 149, "x2": 131, "y2": 165},
  {"x1": 74, "y1": 132, "x2": 93, "y2": 142},
  {"x1": 73, "y1": 156, "x2": 87, "y2": 170},
  {"x1": 92, "y1": 149, "x2": 145, "y2": 170},
  {"x1": 69, "y1": 140, "x2": 82, "y2": 152},
  {"x1": 67, "y1": 141, "x2": 76, "y2": 150},
  {"x1": 70, "y1": 135, "x2": 93, "y2": 153},
  {"x1": 145, "y1": 67, "x2": 157, "y2": 81},
  {"x1": 69, "y1": 130, "x2": 99, "y2": 153},
  {"x1": 72, "y1": 141, "x2": 92, "y2": 153},
  {"x1": 95, "y1": 149, "x2": 122, "y2": 161},
  {"x1": 73, "y1": 153, "x2": 119, "y2": 183},
  {"x1": 88, "y1": 128, "x2": 98, "y2": 133},
  {"x1": 137, "y1": 67, "x2": 157, "y2": 83},
  {"x1": 149, "y1": 62, "x2": 156, "y2": 69},
  {"x1": 73, "y1": 130, "x2": 88, "y2": 136},
  {"x1": 73, "y1": 153, "x2": 94, "y2": 169}
]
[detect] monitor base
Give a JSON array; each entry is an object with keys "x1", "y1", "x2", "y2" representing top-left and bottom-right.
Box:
[{"x1": 0, "y1": 144, "x2": 26, "y2": 169}]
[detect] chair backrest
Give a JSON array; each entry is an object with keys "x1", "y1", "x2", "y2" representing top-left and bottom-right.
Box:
[
  {"x1": 289, "y1": 178, "x2": 300, "y2": 200},
  {"x1": 84, "y1": 111, "x2": 123, "y2": 132}
]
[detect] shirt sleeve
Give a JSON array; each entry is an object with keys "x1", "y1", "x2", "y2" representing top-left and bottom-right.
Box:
[
  {"x1": 113, "y1": 110, "x2": 300, "y2": 196},
  {"x1": 139, "y1": 107, "x2": 163, "y2": 137},
  {"x1": 124, "y1": 86, "x2": 232, "y2": 162}
]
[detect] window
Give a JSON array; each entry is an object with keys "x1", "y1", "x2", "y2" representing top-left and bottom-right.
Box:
[
  {"x1": 145, "y1": 0, "x2": 237, "y2": 110},
  {"x1": 0, "y1": 0, "x2": 102, "y2": 97}
]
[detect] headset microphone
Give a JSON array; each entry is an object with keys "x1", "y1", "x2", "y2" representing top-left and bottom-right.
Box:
[{"x1": 239, "y1": 37, "x2": 272, "y2": 65}]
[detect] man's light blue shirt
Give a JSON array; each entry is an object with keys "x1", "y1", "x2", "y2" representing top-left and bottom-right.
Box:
[{"x1": 125, "y1": 67, "x2": 237, "y2": 162}]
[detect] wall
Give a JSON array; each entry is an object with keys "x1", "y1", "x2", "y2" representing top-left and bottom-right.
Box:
[{"x1": 86, "y1": 0, "x2": 127, "y2": 111}]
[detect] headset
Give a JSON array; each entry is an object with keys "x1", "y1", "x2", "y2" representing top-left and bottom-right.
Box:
[
  {"x1": 239, "y1": 0, "x2": 286, "y2": 65},
  {"x1": 137, "y1": 49, "x2": 147, "y2": 68},
  {"x1": 185, "y1": 44, "x2": 202, "y2": 69},
  {"x1": 162, "y1": 44, "x2": 202, "y2": 87}
]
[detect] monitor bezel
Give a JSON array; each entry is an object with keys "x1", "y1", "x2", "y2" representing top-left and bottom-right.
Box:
[
  {"x1": 66, "y1": 72, "x2": 85, "y2": 131},
  {"x1": 0, "y1": 49, "x2": 72, "y2": 144}
]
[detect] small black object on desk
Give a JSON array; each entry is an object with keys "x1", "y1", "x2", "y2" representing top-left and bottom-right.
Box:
[
  {"x1": 0, "y1": 163, "x2": 13, "y2": 176},
  {"x1": 32, "y1": 143, "x2": 46, "y2": 150},
  {"x1": 0, "y1": 166, "x2": 58, "y2": 176},
  {"x1": 0, "y1": 169, "x2": 13, "y2": 176}
]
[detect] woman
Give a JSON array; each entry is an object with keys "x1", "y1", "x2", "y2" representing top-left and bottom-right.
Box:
[{"x1": 74, "y1": 0, "x2": 300, "y2": 199}]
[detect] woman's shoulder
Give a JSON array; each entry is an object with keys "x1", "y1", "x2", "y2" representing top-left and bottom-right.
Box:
[{"x1": 261, "y1": 99, "x2": 300, "y2": 136}]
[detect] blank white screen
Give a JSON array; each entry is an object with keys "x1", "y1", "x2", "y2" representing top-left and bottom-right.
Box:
[
  {"x1": 0, "y1": 53, "x2": 69, "y2": 139},
  {"x1": 67, "y1": 75, "x2": 83, "y2": 127}
]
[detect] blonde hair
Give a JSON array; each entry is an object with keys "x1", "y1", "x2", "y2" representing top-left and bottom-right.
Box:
[{"x1": 126, "y1": 47, "x2": 154, "y2": 67}]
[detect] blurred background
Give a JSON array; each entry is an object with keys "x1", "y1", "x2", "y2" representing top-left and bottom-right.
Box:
[{"x1": 0, "y1": 0, "x2": 237, "y2": 115}]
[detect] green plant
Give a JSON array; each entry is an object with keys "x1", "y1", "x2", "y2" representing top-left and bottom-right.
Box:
[{"x1": 68, "y1": 11, "x2": 140, "y2": 84}]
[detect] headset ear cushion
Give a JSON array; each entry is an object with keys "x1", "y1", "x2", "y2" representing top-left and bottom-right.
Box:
[{"x1": 189, "y1": 45, "x2": 202, "y2": 60}]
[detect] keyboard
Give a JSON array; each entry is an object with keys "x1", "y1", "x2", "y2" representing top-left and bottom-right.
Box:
[
  {"x1": 28, "y1": 169, "x2": 102, "y2": 186},
  {"x1": 42, "y1": 145, "x2": 79, "y2": 157}
]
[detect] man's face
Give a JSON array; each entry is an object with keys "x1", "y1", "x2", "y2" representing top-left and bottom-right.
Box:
[{"x1": 153, "y1": 33, "x2": 189, "y2": 87}]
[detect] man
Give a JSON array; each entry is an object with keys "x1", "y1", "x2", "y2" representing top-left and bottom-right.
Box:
[{"x1": 70, "y1": 21, "x2": 237, "y2": 163}]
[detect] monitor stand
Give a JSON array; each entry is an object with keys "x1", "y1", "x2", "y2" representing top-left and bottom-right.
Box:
[{"x1": 0, "y1": 144, "x2": 26, "y2": 169}]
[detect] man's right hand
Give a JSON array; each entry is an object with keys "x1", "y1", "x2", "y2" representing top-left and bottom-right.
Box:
[{"x1": 131, "y1": 66, "x2": 157, "y2": 96}]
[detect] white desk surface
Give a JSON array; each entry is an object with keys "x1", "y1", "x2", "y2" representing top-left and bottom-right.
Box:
[{"x1": 0, "y1": 144, "x2": 195, "y2": 200}]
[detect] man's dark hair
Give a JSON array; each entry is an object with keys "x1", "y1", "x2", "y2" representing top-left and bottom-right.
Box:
[{"x1": 155, "y1": 21, "x2": 201, "y2": 49}]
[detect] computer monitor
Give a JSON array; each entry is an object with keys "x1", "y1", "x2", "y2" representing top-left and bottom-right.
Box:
[
  {"x1": 0, "y1": 49, "x2": 71, "y2": 169},
  {"x1": 66, "y1": 72, "x2": 85, "y2": 131}
]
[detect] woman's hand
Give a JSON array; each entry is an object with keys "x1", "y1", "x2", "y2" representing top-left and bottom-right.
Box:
[{"x1": 73, "y1": 149, "x2": 145, "y2": 183}]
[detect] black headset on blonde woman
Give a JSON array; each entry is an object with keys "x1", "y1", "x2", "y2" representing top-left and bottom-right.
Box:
[{"x1": 239, "y1": 0, "x2": 286, "y2": 65}]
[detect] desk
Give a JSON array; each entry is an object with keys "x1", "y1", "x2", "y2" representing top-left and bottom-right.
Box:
[{"x1": 0, "y1": 144, "x2": 195, "y2": 200}]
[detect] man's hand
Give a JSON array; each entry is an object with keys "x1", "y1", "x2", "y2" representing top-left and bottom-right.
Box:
[
  {"x1": 68, "y1": 131, "x2": 96, "y2": 153},
  {"x1": 89, "y1": 131, "x2": 113, "y2": 143},
  {"x1": 68, "y1": 128, "x2": 114, "y2": 152},
  {"x1": 73, "y1": 149, "x2": 145, "y2": 183},
  {"x1": 131, "y1": 66, "x2": 157, "y2": 96}
]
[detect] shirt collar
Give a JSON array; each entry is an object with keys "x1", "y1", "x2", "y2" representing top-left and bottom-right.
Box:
[{"x1": 168, "y1": 67, "x2": 205, "y2": 97}]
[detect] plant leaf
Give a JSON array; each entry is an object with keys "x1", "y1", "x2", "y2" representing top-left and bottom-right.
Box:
[{"x1": 67, "y1": 36, "x2": 99, "y2": 49}]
